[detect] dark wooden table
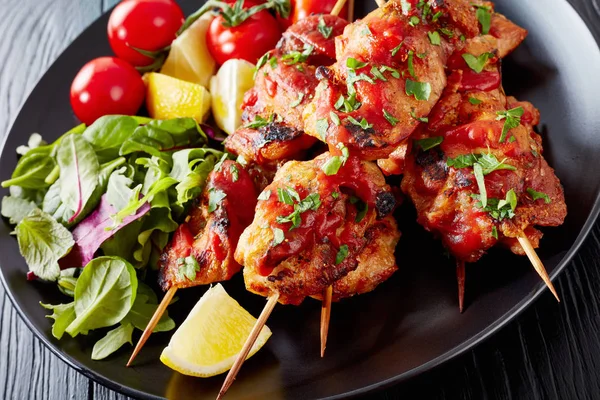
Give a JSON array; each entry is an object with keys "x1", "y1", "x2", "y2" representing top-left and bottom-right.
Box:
[{"x1": 1, "y1": 0, "x2": 599, "y2": 399}]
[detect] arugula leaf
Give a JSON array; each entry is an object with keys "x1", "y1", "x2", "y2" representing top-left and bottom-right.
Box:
[
  {"x1": 91, "y1": 322, "x2": 134, "y2": 360},
  {"x1": 527, "y1": 188, "x2": 551, "y2": 204},
  {"x1": 318, "y1": 16, "x2": 333, "y2": 38},
  {"x1": 132, "y1": 208, "x2": 178, "y2": 267},
  {"x1": 83, "y1": 116, "x2": 140, "y2": 162},
  {"x1": 1, "y1": 196, "x2": 37, "y2": 225},
  {"x1": 462, "y1": 52, "x2": 494, "y2": 73},
  {"x1": 496, "y1": 106, "x2": 524, "y2": 143},
  {"x1": 16, "y1": 209, "x2": 74, "y2": 281},
  {"x1": 40, "y1": 302, "x2": 76, "y2": 340},
  {"x1": 335, "y1": 245, "x2": 349, "y2": 265},
  {"x1": 405, "y1": 78, "x2": 431, "y2": 101},
  {"x1": 65, "y1": 256, "x2": 138, "y2": 337},
  {"x1": 428, "y1": 31, "x2": 441, "y2": 45},
  {"x1": 119, "y1": 118, "x2": 206, "y2": 157},
  {"x1": 57, "y1": 133, "x2": 100, "y2": 223},
  {"x1": 415, "y1": 136, "x2": 443, "y2": 151}
]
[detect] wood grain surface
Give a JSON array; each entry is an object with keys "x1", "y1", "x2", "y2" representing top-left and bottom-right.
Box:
[{"x1": 0, "y1": 0, "x2": 599, "y2": 399}]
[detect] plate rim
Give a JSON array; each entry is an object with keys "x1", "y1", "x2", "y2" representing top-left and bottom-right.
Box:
[{"x1": 1, "y1": 0, "x2": 600, "y2": 399}]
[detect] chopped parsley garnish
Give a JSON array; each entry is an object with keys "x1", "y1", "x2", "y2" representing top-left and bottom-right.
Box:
[
  {"x1": 281, "y1": 44, "x2": 314, "y2": 65},
  {"x1": 254, "y1": 52, "x2": 277, "y2": 79},
  {"x1": 335, "y1": 93, "x2": 362, "y2": 113},
  {"x1": 383, "y1": 109, "x2": 399, "y2": 126},
  {"x1": 347, "y1": 57, "x2": 368, "y2": 70},
  {"x1": 371, "y1": 66, "x2": 387, "y2": 82},
  {"x1": 491, "y1": 226, "x2": 498, "y2": 239},
  {"x1": 508, "y1": 135, "x2": 516, "y2": 143},
  {"x1": 245, "y1": 114, "x2": 274, "y2": 129},
  {"x1": 330, "y1": 111, "x2": 341, "y2": 126},
  {"x1": 391, "y1": 42, "x2": 404, "y2": 57},
  {"x1": 257, "y1": 190, "x2": 271, "y2": 201},
  {"x1": 527, "y1": 188, "x2": 551, "y2": 204},
  {"x1": 473, "y1": 163, "x2": 487, "y2": 207},
  {"x1": 400, "y1": 0, "x2": 411, "y2": 14},
  {"x1": 290, "y1": 93, "x2": 304, "y2": 108},
  {"x1": 428, "y1": 31, "x2": 441, "y2": 45},
  {"x1": 410, "y1": 109, "x2": 429, "y2": 123},
  {"x1": 380, "y1": 65, "x2": 401, "y2": 79},
  {"x1": 462, "y1": 52, "x2": 494, "y2": 73},
  {"x1": 318, "y1": 16, "x2": 333, "y2": 39},
  {"x1": 473, "y1": 189, "x2": 518, "y2": 220},
  {"x1": 335, "y1": 244, "x2": 349, "y2": 264},
  {"x1": 439, "y1": 27, "x2": 453, "y2": 38},
  {"x1": 496, "y1": 106, "x2": 524, "y2": 143},
  {"x1": 446, "y1": 152, "x2": 516, "y2": 174},
  {"x1": 474, "y1": 5, "x2": 491, "y2": 35},
  {"x1": 407, "y1": 50, "x2": 416, "y2": 78},
  {"x1": 347, "y1": 116, "x2": 373, "y2": 130},
  {"x1": 361, "y1": 25, "x2": 373, "y2": 36},
  {"x1": 346, "y1": 58, "x2": 375, "y2": 95},
  {"x1": 350, "y1": 196, "x2": 369, "y2": 223},
  {"x1": 321, "y1": 144, "x2": 350, "y2": 176},
  {"x1": 405, "y1": 78, "x2": 432, "y2": 101},
  {"x1": 277, "y1": 186, "x2": 300, "y2": 205},
  {"x1": 208, "y1": 188, "x2": 227, "y2": 213},
  {"x1": 272, "y1": 227, "x2": 285, "y2": 246},
  {"x1": 469, "y1": 97, "x2": 482, "y2": 105},
  {"x1": 416, "y1": 52, "x2": 427, "y2": 59},
  {"x1": 415, "y1": 136, "x2": 443, "y2": 151},
  {"x1": 276, "y1": 192, "x2": 322, "y2": 230},
  {"x1": 316, "y1": 118, "x2": 329, "y2": 140},
  {"x1": 230, "y1": 164, "x2": 239, "y2": 182},
  {"x1": 332, "y1": 191, "x2": 340, "y2": 199},
  {"x1": 176, "y1": 256, "x2": 200, "y2": 281},
  {"x1": 409, "y1": 16, "x2": 421, "y2": 27}
]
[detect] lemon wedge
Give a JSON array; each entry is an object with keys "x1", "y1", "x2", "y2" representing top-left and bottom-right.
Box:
[
  {"x1": 210, "y1": 59, "x2": 256, "y2": 135},
  {"x1": 160, "y1": 14, "x2": 216, "y2": 88},
  {"x1": 145, "y1": 72, "x2": 211, "y2": 123},
  {"x1": 160, "y1": 284, "x2": 272, "y2": 377}
]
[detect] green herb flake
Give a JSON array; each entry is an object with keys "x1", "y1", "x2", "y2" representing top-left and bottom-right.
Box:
[
  {"x1": 245, "y1": 114, "x2": 274, "y2": 129},
  {"x1": 527, "y1": 188, "x2": 551, "y2": 204},
  {"x1": 432, "y1": 11, "x2": 444, "y2": 22},
  {"x1": 476, "y1": 7, "x2": 491, "y2": 34},
  {"x1": 469, "y1": 97, "x2": 482, "y2": 105},
  {"x1": 254, "y1": 52, "x2": 269, "y2": 79},
  {"x1": 496, "y1": 106, "x2": 524, "y2": 143},
  {"x1": 276, "y1": 192, "x2": 321, "y2": 230},
  {"x1": 383, "y1": 109, "x2": 399, "y2": 126},
  {"x1": 334, "y1": 95, "x2": 345, "y2": 110},
  {"x1": 473, "y1": 162, "x2": 487, "y2": 207},
  {"x1": 407, "y1": 50, "x2": 416, "y2": 78},
  {"x1": 347, "y1": 116, "x2": 374, "y2": 130},
  {"x1": 332, "y1": 192, "x2": 340, "y2": 199},
  {"x1": 346, "y1": 57, "x2": 368, "y2": 70},
  {"x1": 208, "y1": 188, "x2": 227, "y2": 212},
  {"x1": 281, "y1": 44, "x2": 314, "y2": 65},
  {"x1": 230, "y1": 165, "x2": 239, "y2": 182},
  {"x1": 272, "y1": 227, "x2": 285, "y2": 246},
  {"x1": 409, "y1": 15, "x2": 421, "y2": 27},
  {"x1": 410, "y1": 110, "x2": 429, "y2": 123},
  {"x1": 330, "y1": 111, "x2": 341, "y2": 126},
  {"x1": 428, "y1": 31, "x2": 441, "y2": 45},
  {"x1": 335, "y1": 244, "x2": 349, "y2": 265},
  {"x1": 316, "y1": 118, "x2": 329, "y2": 141},
  {"x1": 439, "y1": 27, "x2": 454, "y2": 38},
  {"x1": 391, "y1": 42, "x2": 404, "y2": 57},
  {"x1": 321, "y1": 144, "x2": 350, "y2": 176},
  {"x1": 462, "y1": 52, "x2": 494, "y2": 73},
  {"x1": 405, "y1": 78, "x2": 432, "y2": 101},
  {"x1": 257, "y1": 190, "x2": 271, "y2": 201},
  {"x1": 177, "y1": 255, "x2": 200, "y2": 281},
  {"x1": 371, "y1": 66, "x2": 387, "y2": 82},
  {"x1": 415, "y1": 136, "x2": 443, "y2": 151},
  {"x1": 491, "y1": 226, "x2": 498, "y2": 239},
  {"x1": 277, "y1": 187, "x2": 299, "y2": 205},
  {"x1": 361, "y1": 25, "x2": 373, "y2": 36},
  {"x1": 380, "y1": 65, "x2": 401, "y2": 79},
  {"x1": 318, "y1": 16, "x2": 333, "y2": 39},
  {"x1": 290, "y1": 93, "x2": 305, "y2": 108}
]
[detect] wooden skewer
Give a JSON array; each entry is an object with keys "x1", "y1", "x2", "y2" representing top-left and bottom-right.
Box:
[
  {"x1": 348, "y1": 0, "x2": 355, "y2": 21},
  {"x1": 374, "y1": 0, "x2": 387, "y2": 7},
  {"x1": 320, "y1": 285, "x2": 333, "y2": 357},
  {"x1": 518, "y1": 234, "x2": 560, "y2": 302},
  {"x1": 456, "y1": 260, "x2": 466, "y2": 313},
  {"x1": 127, "y1": 286, "x2": 178, "y2": 367},
  {"x1": 330, "y1": 0, "x2": 349, "y2": 17},
  {"x1": 217, "y1": 293, "x2": 280, "y2": 400}
]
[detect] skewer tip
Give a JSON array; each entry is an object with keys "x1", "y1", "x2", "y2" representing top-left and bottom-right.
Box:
[
  {"x1": 517, "y1": 235, "x2": 560, "y2": 302},
  {"x1": 320, "y1": 286, "x2": 333, "y2": 358},
  {"x1": 456, "y1": 260, "x2": 466, "y2": 313}
]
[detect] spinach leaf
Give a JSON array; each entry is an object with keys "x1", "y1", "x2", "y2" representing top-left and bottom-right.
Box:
[
  {"x1": 100, "y1": 219, "x2": 144, "y2": 263},
  {"x1": 43, "y1": 157, "x2": 125, "y2": 227},
  {"x1": 123, "y1": 287, "x2": 175, "y2": 333},
  {"x1": 83, "y1": 116, "x2": 140, "y2": 162},
  {"x1": 40, "y1": 302, "x2": 76, "y2": 340},
  {"x1": 1, "y1": 146, "x2": 56, "y2": 189},
  {"x1": 119, "y1": 118, "x2": 207, "y2": 158},
  {"x1": 65, "y1": 256, "x2": 138, "y2": 337},
  {"x1": 106, "y1": 166, "x2": 142, "y2": 212},
  {"x1": 56, "y1": 134, "x2": 100, "y2": 223},
  {"x1": 1, "y1": 196, "x2": 37, "y2": 224},
  {"x1": 15, "y1": 209, "x2": 74, "y2": 281},
  {"x1": 91, "y1": 322, "x2": 134, "y2": 360}
]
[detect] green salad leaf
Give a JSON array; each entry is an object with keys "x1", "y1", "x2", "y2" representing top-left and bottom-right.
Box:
[
  {"x1": 1, "y1": 146, "x2": 57, "y2": 189},
  {"x1": 15, "y1": 209, "x2": 74, "y2": 281},
  {"x1": 91, "y1": 322, "x2": 134, "y2": 360},
  {"x1": 1, "y1": 196, "x2": 37, "y2": 224},
  {"x1": 83, "y1": 116, "x2": 141, "y2": 162},
  {"x1": 40, "y1": 302, "x2": 76, "y2": 340},
  {"x1": 65, "y1": 256, "x2": 138, "y2": 337}
]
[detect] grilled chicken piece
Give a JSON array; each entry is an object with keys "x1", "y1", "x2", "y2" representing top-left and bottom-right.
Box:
[
  {"x1": 303, "y1": 0, "x2": 526, "y2": 161},
  {"x1": 236, "y1": 153, "x2": 399, "y2": 305},
  {"x1": 225, "y1": 15, "x2": 347, "y2": 166},
  {"x1": 158, "y1": 161, "x2": 258, "y2": 291},
  {"x1": 401, "y1": 51, "x2": 566, "y2": 263}
]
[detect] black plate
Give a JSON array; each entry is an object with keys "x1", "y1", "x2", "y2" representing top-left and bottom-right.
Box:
[{"x1": 2, "y1": 0, "x2": 600, "y2": 399}]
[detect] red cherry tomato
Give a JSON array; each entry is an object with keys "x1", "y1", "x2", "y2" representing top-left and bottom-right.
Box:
[
  {"x1": 278, "y1": 0, "x2": 349, "y2": 29},
  {"x1": 70, "y1": 57, "x2": 145, "y2": 125},
  {"x1": 107, "y1": 0, "x2": 184, "y2": 67},
  {"x1": 206, "y1": 0, "x2": 282, "y2": 65}
]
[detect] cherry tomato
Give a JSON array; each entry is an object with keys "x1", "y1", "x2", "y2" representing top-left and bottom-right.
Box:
[
  {"x1": 70, "y1": 57, "x2": 145, "y2": 125},
  {"x1": 206, "y1": 0, "x2": 282, "y2": 65},
  {"x1": 278, "y1": 0, "x2": 349, "y2": 29},
  {"x1": 107, "y1": 0, "x2": 184, "y2": 67}
]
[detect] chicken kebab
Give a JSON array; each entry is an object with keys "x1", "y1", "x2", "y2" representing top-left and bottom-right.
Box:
[
  {"x1": 127, "y1": 11, "x2": 351, "y2": 366},
  {"x1": 401, "y1": 31, "x2": 567, "y2": 310}
]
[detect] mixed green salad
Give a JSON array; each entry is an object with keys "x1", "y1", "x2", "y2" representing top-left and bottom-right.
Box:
[{"x1": 1, "y1": 116, "x2": 224, "y2": 359}]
